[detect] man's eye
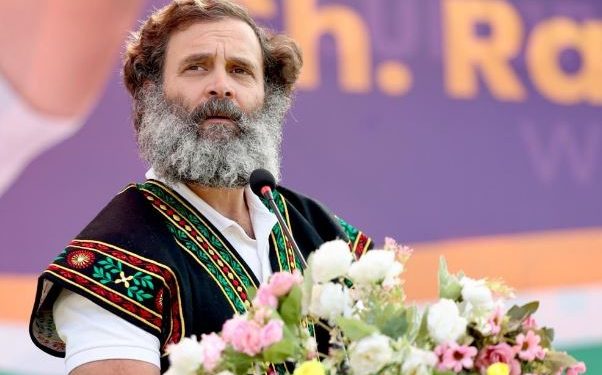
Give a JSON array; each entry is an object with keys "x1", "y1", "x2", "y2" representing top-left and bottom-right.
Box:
[
  {"x1": 232, "y1": 67, "x2": 250, "y2": 75},
  {"x1": 186, "y1": 65, "x2": 203, "y2": 71}
]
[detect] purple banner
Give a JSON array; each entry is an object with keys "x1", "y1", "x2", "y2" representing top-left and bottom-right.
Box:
[{"x1": 1, "y1": 0, "x2": 601, "y2": 274}]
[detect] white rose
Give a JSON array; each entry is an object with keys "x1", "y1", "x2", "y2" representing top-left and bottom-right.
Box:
[
  {"x1": 349, "y1": 334, "x2": 393, "y2": 375},
  {"x1": 311, "y1": 240, "x2": 354, "y2": 283},
  {"x1": 401, "y1": 347, "x2": 438, "y2": 375},
  {"x1": 460, "y1": 277, "x2": 494, "y2": 312},
  {"x1": 347, "y1": 250, "x2": 395, "y2": 285},
  {"x1": 308, "y1": 282, "x2": 349, "y2": 321},
  {"x1": 427, "y1": 299, "x2": 467, "y2": 344},
  {"x1": 166, "y1": 336, "x2": 203, "y2": 374}
]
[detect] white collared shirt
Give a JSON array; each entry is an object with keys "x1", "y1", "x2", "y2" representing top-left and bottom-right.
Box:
[{"x1": 53, "y1": 170, "x2": 278, "y2": 372}]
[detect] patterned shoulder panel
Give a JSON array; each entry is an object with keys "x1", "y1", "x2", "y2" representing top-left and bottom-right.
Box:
[
  {"x1": 335, "y1": 216, "x2": 372, "y2": 259},
  {"x1": 30, "y1": 239, "x2": 184, "y2": 357}
]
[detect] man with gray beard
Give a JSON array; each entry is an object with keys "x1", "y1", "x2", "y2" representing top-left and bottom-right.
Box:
[
  {"x1": 137, "y1": 84, "x2": 288, "y2": 190},
  {"x1": 29, "y1": 1, "x2": 372, "y2": 374}
]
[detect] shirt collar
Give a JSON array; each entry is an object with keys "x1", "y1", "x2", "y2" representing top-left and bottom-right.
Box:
[{"x1": 145, "y1": 168, "x2": 277, "y2": 235}]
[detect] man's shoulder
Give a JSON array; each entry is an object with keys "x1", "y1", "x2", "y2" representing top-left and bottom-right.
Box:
[
  {"x1": 274, "y1": 185, "x2": 330, "y2": 214},
  {"x1": 275, "y1": 185, "x2": 373, "y2": 257},
  {"x1": 74, "y1": 181, "x2": 175, "y2": 255}
]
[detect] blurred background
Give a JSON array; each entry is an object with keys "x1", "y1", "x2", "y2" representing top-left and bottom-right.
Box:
[{"x1": 0, "y1": 0, "x2": 600, "y2": 373}]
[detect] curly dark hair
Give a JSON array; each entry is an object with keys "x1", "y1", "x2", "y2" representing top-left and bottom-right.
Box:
[{"x1": 123, "y1": 0, "x2": 302, "y2": 129}]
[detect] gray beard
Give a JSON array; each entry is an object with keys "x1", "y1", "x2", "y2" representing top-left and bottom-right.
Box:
[{"x1": 136, "y1": 85, "x2": 290, "y2": 188}]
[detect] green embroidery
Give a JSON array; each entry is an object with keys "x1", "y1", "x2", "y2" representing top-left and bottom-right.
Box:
[
  {"x1": 268, "y1": 191, "x2": 304, "y2": 271},
  {"x1": 126, "y1": 285, "x2": 153, "y2": 302},
  {"x1": 98, "y1": 256, "x2": 123, "y2": 274},
  {"x1": 55, "y1": 248, "x2": 67, "y2": 262},
  {"x1": 92, "y1": 265, "x2": 113, "y2": 284},
  {"x1": 336, "y1": 216, "x2": 359, "y2": 243},
  {"x1": 131, "y1": 271, "x2": 155, "y2": 290},
  {"x1": 141, "y1": 182, "x2": 255, "y2": 288},
  {"x1": 166, "y1": 222, "x2": 247, "y2": 313}
]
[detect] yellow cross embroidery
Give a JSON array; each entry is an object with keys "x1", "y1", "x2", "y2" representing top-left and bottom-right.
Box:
[{"x1": 114, "y1": 271, "x2": 134, "y2": 288}]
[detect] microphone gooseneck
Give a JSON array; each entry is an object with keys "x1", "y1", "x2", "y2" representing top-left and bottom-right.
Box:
[{"x1": 249, "y1": 169, "x2": 307, "y2": 269}]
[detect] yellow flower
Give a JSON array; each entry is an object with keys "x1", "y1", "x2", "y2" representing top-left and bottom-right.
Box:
[
  {"x1": 293, "y1": 360, "x2": 326, "y2": 375},
  {"x1": 487, "y1": 362, "x2": 510, "y2": 375}
]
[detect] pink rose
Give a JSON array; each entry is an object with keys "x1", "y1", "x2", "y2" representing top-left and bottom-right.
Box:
[
  {"x1": 260, "y1": 319, "x2": 284, "y2": 348},
  {"x1": 268, "y1": 271, "x2": 302, "y2": 297},
  {"x1": 253, "y1": 285, "x2": 278, "y2": 308},
  {"x1": 221, "y1": 316, "x2": 247, "y2": 344},
  {"x1": 475, "y1": 343, "x2": 521, "y2": 375},
  {"x1": 229, "y1": 320, "x2": 263, "y2": 356},
  {"x1": 199, "y1": 333, "x2": 225, "y2": 371}
]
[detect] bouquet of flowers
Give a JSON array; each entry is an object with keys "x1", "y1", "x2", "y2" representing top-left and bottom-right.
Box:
[{"x1": 166, "y1": 238, "x2": 587, "y2": 375}]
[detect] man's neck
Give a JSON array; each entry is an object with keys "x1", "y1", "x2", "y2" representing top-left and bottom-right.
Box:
[{"x1": 185, "y1": 183, "x2": 255, "y2": 239}]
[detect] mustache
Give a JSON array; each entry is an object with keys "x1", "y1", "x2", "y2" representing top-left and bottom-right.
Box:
[{"x1": 189, "y1": 97, "x2": 244, "y2": 124}]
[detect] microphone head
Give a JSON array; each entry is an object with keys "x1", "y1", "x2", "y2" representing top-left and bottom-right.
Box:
[{"x1": 250, "y1": 168, "x2": 276, "y2": 196}]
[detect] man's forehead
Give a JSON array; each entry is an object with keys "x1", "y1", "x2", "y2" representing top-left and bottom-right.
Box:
[{"x1": 166, "y1": 18, "x2": 263, "y2": 65}]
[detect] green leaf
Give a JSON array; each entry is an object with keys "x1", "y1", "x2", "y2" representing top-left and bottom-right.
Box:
[
  {"x1": 507, "y1": 301, "x2": 539, "y2": 323},
  {"x1": 538, "y1": 327, "x2": 555, "y2": 348},
  {"x1": 369, "y1": 304, "x2": 414, "y2": 339},
  {"x1": 438, "y1": 257, "x2": 462, "y2": 300},
  {"x1": 335, "y1": 317, "x2": 377, "y2": 341},
  {"x1": 279, "y1": 285, "x2": 302, "y2": 326},
  {"x1": 413, "y1": 307, "x2": 431, "y2": 347},
  {"x1": 92, "y1": 266, "x2": 104, "y2": 278},
  {"x1": 223, "y1": 348, "x2": 255, "y2": 374},
  {"x1": 545, "y1": 351, "x2": 578, "y2": 374},
  {"x1": 262, "y1": 324, "x2": 299, "y2": 363},
  {"x1": 262, "y1": 338, "x2": 297, "y2": 363}
]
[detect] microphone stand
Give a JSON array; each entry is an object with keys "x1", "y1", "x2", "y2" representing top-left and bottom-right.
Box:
[{"x1": 261, "y1": 186, "x2": 308, "y2": 269}]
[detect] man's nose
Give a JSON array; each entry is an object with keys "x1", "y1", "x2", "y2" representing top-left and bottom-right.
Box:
[{"x1": 206, "y1": 69, "x2": 234, "y2": 99}]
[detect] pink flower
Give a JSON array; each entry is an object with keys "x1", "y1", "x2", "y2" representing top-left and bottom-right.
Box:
[
  {"x1": 488, "y1": 305, "x2": 504, "y2": 335},
  {"x1": 221, "y1": 316, "x2": 283, "y2": 356},
  {"x1": 514, "y1": 330, "x2": 545, "y2": 361},
  {"x1": 475, "y1": 343, "x2": 521, "y2": 375},
  {"x1": 260, "y1": 319, "x2": 284, "y2": 348},
  {"x1": 253, "y1": 285, "x2": 278, "y2": 308},
  {"x1": 228, "y1": 319, "x2": 263, "y2": 356},
  {"x1": 435, "y1": 342, "x2": 478, "y2": 372},
  {"x1": 199, "y1": 333, "x2": 226, "y2": 371},
  {"x1": 268, "y1": 271, "x2": 303, "y2": 297},
  {"x1": 566, "y1": 362, "x2": 587, "y2": 375},
  {"x1": 221, "y1": 315, "x2": 247, "y2": 344},
  {"x1": 523, "y1": 315, "x2": 538, "y2": 330},
  {"x1": 384, "y1": 237, "x2": 413, "y2": 262}
]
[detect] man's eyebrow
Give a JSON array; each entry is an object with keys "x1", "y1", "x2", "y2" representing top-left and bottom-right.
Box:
[
  {"x1": 179, "y1": 53, "x2": 212, "y2": 66},
  {"x1": 229, "y1": 56, "x2": 259, "y2": 71},
  {"x1": 178, "y1": 53, "x2": 259, "y2": 71}
]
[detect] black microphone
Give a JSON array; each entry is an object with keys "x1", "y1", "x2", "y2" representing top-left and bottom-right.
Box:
[{"x1": 250, "y1": 169, "x2": 307, "y2": 269}]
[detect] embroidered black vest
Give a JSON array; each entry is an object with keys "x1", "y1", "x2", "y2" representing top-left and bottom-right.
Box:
[{"x1": 29, "y1": 180, "x2": 372, "y2": 373}]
